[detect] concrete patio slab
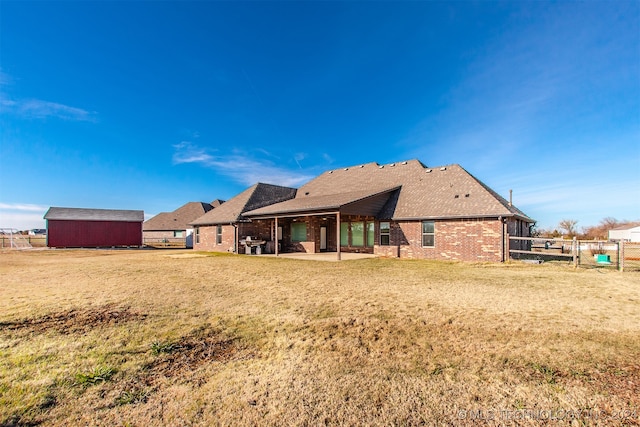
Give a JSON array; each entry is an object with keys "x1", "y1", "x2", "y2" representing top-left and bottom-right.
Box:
[{"x1": 260, "y1": 252, "x2": 378, "y2": 262}]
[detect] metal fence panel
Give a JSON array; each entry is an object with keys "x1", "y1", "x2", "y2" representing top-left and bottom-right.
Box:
[
  {"x1": 622, "y1": 243, "x2": 640, "y2": 272},
  {"x1": 507, "y1": 237, "x2": 640, "y2": 272},
  {"x1": 577, "y1": 240, "x2": 619, "y2": 270},
  {"x1": 508, "y1": 237, "x2": 576, "y2": 263}
]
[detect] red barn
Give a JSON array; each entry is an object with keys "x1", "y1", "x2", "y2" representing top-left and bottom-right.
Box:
[{"x1": 44, "y1": 207, "x2": 144, "y2": 248}]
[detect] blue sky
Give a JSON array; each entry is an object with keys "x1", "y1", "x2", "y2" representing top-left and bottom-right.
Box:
[{"x1": 1, "y1": 0, "x2": 638, "y2": 231}]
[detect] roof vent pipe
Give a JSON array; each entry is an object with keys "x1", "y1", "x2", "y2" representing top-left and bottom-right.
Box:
[{"x1": 509, "y1": 189, "x2": 513, "y2": 206}]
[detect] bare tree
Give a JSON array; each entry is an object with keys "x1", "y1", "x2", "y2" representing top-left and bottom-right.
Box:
[
  {"x1": 599, "y1": 217, "x2": 620, "y2": 230},
  {"x1": 558, "y1": 219, "x2": 578, "y2": 237}
]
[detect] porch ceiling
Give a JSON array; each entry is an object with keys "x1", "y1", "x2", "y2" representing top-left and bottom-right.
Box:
[{"x1": 243, "y1": 186, "x2": 400, "y2": 219}]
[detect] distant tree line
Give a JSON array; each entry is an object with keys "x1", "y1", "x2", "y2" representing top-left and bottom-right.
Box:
[{"x1": 533, "y1": 217, "x2": 639, "y2": 240}]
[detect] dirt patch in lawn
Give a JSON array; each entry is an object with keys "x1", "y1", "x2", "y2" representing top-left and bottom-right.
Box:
[
  {"x1": 145, "y1": 329, "x2": 254, "y2": 379},
  {"x1": 594, "y1": 363, "x2": 640, "y2": 408},
  {"x1": 0, "y1": 304, "x2": 147, "y2": 335}
]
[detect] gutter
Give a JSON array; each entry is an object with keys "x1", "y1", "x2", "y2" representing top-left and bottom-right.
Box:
[{"x1": 391, "y1": 213, "x2": 534, "y2": 222}]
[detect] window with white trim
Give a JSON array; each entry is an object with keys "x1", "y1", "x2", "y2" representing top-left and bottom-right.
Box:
[
  {"x1": 380, "y1": 222, "x2": 390, "y2": 246},
  {"x1": 422, "y1": 221, "x2": 434, "y2": 247}
]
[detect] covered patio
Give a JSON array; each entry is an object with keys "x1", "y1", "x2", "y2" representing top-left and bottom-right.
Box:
[{"x1": 243, "y1": 186, "x2": 400, "y2": 260}]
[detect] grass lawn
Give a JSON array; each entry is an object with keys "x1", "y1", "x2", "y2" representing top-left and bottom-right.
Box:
[{"x1": 1, "y1": 249, "x2": 639, "y2": 426}]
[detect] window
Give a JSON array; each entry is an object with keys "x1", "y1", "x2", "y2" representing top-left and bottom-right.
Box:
[
  {"x1": 340, "y1": 222, "x2": 349, "y2": 246},
  {"x1": 195, "y1": 227, "x2": 200, "y2": 244},
  {"x1": 380, "y1": 222, "x2": 390, "y2": 246},
  {"x1": 351, "y1": 222, "x2": 364, "y2": 247},
  {"x1": 216, "y1": 225, "x2": 222, "y2": 244},
  {"x1": 367, "y1": 222, "x2": 375, "y2": 246},
  {"x1": 174, "y1": 230, "x2": 184, "y2": 238},
  {"x1": 422, "y1": 221, "x2": 435, "y2": 247},
  {"x1": 291, "y1": 223, "x2": 306, "y2": 242},
  {"x1": 340, "y1": 221, "x2": 376, "y2": 247}
]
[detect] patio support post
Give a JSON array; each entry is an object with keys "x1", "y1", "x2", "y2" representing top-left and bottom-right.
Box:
[
  {"x1": 336, "y1": 211, "x2": 341, "y2": 261},
  {"x1": 275, "y1": 217, "x2": 279, "y2": 257}
]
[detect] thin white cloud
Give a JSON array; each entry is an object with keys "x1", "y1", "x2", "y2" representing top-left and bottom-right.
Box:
[
  {"x1": 0, "y1": 203, "x2": 49, "y2": 212},
  {"x1": 172, "y1": 142, "x2": 313, "y2": 187},
  {"x1": 1, "y1": 72, "x2": 97, "y2": 122},
  {"x1": 8, "y1": 99, "x2": 97, "y2": 121},
  {"x1": 322, "y1": 153, "x2": 335, "y2": 164},
  {"x1": 172, "y1": 141, "x2": 215, "y2": 164},
  {"x1": 402, "y1": 3, "x2": 638, "y2": 170},
  {"x1": 493, "y1": 167, "x2": 640, "y2": 229}
]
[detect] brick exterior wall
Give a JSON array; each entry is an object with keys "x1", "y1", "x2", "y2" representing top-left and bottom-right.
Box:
[
  {"x1": 193, "y1": 221, "x2": 275, "y2": 253},
  {"x1": 194, "y1": 216, "x2": 521, "y2": 262},
  {"x1": 194, "y1": 224, "x2": 232, "y2": 252},
  {"x1": 374, "y1": 218, "x2": 505, "y2": 262}
]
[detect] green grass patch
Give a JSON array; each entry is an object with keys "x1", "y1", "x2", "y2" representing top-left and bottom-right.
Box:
[{"x1": 74, "y1": 366, "x2": 116, "y2": 387}]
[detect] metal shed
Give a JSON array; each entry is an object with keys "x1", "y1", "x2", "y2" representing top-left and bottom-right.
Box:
[{"x1": 44, "y1": 207, "x2": 144, "y2": 248}]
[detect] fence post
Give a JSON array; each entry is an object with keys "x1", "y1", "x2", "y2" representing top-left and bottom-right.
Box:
[
  {"x1": 573, "y1": 237, "x2": 578, "y2": 268},
  {"x1": 619, "y1": 240, "x2": 624, "y2": 272}
]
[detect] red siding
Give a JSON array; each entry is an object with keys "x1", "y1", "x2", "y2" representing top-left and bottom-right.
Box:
[{"x1": 47, "y1": 220, "x2": 142, "y2": 247}]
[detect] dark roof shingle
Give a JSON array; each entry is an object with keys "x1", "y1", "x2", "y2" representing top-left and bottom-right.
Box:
[
  {"x1": 191, "y1": 183, "x2": 297, "y2": 225},
  {"x1": 248, "y1": 160, "x2": 533, "y2": 221},
  {"x1": 44, "y1": 207, "x2": 144, "y2": 222},
  {"x1": 143, "y1": 202, "x2": 214, "y2": 231}
]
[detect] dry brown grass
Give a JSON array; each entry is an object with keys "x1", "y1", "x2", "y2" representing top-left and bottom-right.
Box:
[{"x1": 1, "y1": 249, "x2": 639, "y2": 426}]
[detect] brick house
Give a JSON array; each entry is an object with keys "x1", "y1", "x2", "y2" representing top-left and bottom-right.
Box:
[
  {"x1": 143, "y1": 200, "x2": 224, "y2": 247},
  {"x1": 191, "y1": 160, "x2": 534, "y2": 261},
  {"x1": 190, "y1": 184, "x2": 297, "y2": 253}
]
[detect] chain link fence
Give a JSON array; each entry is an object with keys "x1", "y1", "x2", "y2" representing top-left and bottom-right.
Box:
[{"x1": 1, "y1": 235, "x2": 46, "y2": 248}]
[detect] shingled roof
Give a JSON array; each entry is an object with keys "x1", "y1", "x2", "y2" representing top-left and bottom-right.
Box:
[
  {"x1": 44, "y1": 207, "x2": 144, "y2": 222},
  {"x1": 191, "y1": 183, "x2": 297, "y2": 226},
  {"x1": 143, "y1": 202, "x2": 215, "y2": 231},
  {"x1": 244, "y1": 160, "x2": 533, "y2": 221},
  {"x1": 245, "y1": 187, "x2": 400, "y2": 218}
]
